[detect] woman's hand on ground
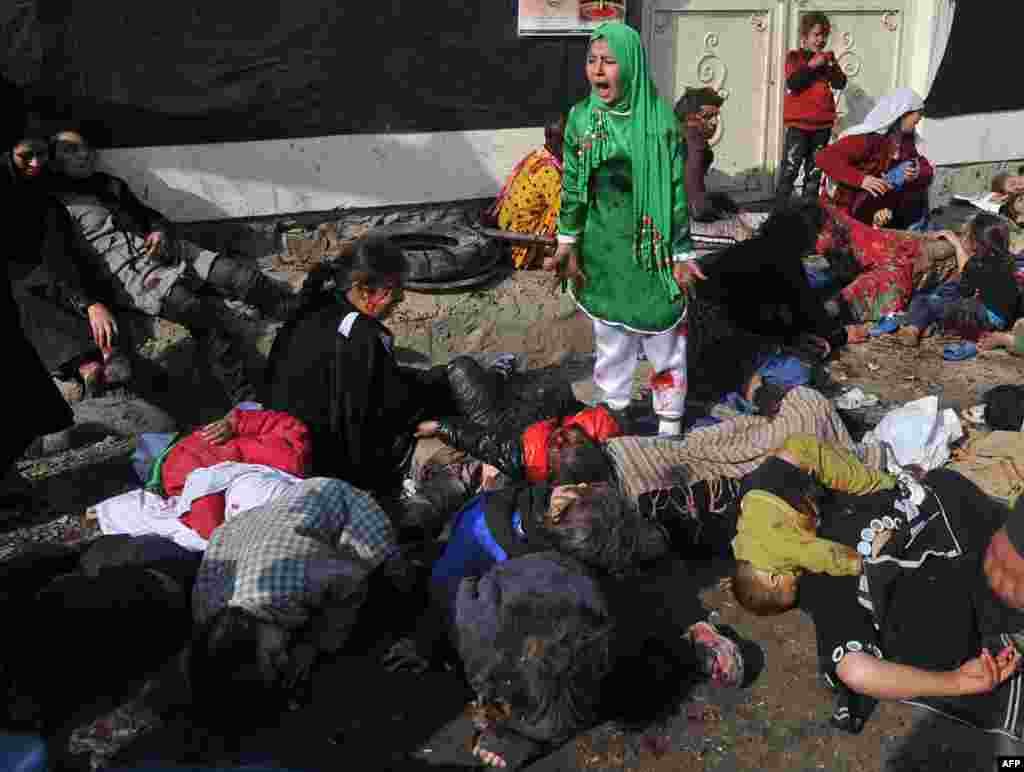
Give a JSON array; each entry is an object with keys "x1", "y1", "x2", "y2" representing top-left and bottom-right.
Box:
[
  {"x1": 87, "y1": 303, "x2": 119, "y2": 352},
  {"x1": 860, "y1": 175, "x2": 892, "y2": 198},
  {"x1": 845, "y1": 324, "x2": 870, "y2": 344},
  {"x1": 735, "y1": 221, "x2": 755, "y2": 242},
  {"x1": 415, "y1": 420, "x2": 440, "y2": 439},
  {"x1": 143, "y1": 230, "x2": 166, "y2": 258},
  {"x1": 872, "y1": 208, "x2": 893, "y2": 228},
  {"x1": 200, "y1": 413, "x2": 237, "y2": 445},
  {"x1": 954, "y1": 645, "x2": 1020, "y2": 696},
  {"x1": 870, "y1": 529, "x2": 893, "y2": 558},
  {"x1": 672, "y1": 260, "x2": 706, "y2": 294},
  {"x1": 479, "y1": 463, "x2": 501, "y2": 491}
]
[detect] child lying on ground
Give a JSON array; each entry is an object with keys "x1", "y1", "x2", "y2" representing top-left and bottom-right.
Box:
[
  {"x1": 188, "y1": 477, "x2": 411, "y2": 741},
  {"x1": 898, "y1": 214, "x2": 1020, "y2": 347},
  {"x1": 729, "y1": 433, "x2": 900, "y2": 613},
  {"x1": 735, "y1": 467, "x2": 1023, "y2": 736}
]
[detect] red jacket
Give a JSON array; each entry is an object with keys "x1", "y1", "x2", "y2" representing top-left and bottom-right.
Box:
[
  {"x1": 521, "y1": 406, "x2": 622, "y2": 483},
  {"x1": 815, "y1": 133, "x2": 933, "y2": 225},
  {"x1": 783, "y1": 50, "x2": 846, "y2": 130},
  {"x1": 162, "y1": 410, "x2": 312, "y2": 539}
]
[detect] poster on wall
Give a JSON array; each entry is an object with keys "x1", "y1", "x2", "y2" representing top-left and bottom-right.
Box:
[{"x1": 518, "y1": 0, "x2": 626, "y2": 36}]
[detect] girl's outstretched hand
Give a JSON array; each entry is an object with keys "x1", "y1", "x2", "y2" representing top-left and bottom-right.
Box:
[
  {"x1": 672, "y1": 260, "x2": 706, "y2": 294},
  {"x1": 545, "y1": 242, "x2": 586, "y2": 291}
]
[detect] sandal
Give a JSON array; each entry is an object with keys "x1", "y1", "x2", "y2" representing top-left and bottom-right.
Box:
[
  {"x1": 869, "y1": 316, "x2": 900, "y2": 337},
  {"x1": 688, "y1": 620, "x2": 745, "y2": 688},
  {"x1": 943, "y1": 341, "x2": 977, "y2": 361}
]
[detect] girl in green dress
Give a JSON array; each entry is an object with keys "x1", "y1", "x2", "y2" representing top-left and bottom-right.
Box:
[{"x1": 545, "y1": 21, "x2": 701, "y2": 437}]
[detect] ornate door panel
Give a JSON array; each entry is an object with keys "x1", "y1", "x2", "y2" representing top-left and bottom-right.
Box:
[
  {"x1": 789, "y1": 1, "x2": 907, "y2": 136},
  {"x1": 647, "y1": 0, "x2": 780, "y2": 200}
]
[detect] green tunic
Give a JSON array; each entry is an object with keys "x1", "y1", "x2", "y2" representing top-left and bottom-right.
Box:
[{"x1": 558, "y1": 101, "x2": 694, "y2": 334}]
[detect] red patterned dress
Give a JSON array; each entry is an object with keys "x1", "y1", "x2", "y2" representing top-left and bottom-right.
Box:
[{"x1": 817, "y1": 204, "x2": 927, "y2": 322}]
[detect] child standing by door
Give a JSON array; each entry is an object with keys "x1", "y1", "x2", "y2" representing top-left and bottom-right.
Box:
[{"x1": 776, "y1": 11, "x2": 846, "y2": 209}]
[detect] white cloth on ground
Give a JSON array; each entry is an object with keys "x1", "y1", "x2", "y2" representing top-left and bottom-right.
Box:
[
  {"x1": 862, "y1": 395, "x2": 963, "y2": 473},
  {"x1": 176, "y1": 461, "x2": 302, "y2": 521},
  {"x1": 94, "y1": 489, "x2": 209, "y2": 552}
]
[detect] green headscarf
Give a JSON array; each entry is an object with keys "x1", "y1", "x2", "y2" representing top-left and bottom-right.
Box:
[{"x1": 580, "y1": 22, "x2": 681, "y2": 296}]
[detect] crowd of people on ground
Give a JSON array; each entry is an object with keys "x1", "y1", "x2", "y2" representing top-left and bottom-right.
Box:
[{"x1": 3, "y1": 13, "x2": 1024, "y2": 771}]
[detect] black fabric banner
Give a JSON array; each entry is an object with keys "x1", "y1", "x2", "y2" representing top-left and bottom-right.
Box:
[
  {"x1": 1, "y1": 1, "x2": 643, "y2": 148},
  {"x1": 925, "y1": 1, "x2": 1024, "y2": 119}
]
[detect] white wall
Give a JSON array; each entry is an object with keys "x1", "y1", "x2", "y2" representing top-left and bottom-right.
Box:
[
  {"x1": 905, "y1": 0, "x2": 1024, "y2": 166},
  {"x1": 921, "y1": 112, "x2": 1024, "y2": 167},
  {"x1": 97, "y1": 127, "x2": 543, "y2": 223}
]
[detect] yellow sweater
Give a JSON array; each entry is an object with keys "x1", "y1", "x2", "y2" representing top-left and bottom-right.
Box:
[{"x1": 732, "y1": 434, "x2": 896, "y2": 576}]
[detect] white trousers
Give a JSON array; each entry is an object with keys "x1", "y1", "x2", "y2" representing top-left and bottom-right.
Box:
[{"x1": 592, "y1": 319, "x2": 688, "y2": 420}]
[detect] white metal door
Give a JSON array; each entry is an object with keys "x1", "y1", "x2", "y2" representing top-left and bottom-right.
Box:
[
  {"x1": 647, "y1": 0, "x2": 781, "y2": 200},
  {"x1": 790, "y1": 0, "x2": 907, "y2": 137}
]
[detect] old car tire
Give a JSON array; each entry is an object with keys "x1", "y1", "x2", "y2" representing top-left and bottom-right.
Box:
[{"x1": 368, "y1": 223, "x2": 500, "y2": 289}]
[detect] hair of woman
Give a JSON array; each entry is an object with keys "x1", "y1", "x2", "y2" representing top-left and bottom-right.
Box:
[
  {"x1": 969, "y1": 212, "x2": 1012, "y2": 263},
  {"x1": 294, "y1": 234, "x2": 408, "y2": 314}
]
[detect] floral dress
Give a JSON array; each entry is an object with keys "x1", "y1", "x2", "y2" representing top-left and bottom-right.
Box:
[
  {"x1": 818, "y1": 204, "x2": 926, "y2": 322},
  {"x1": 490, "y1": 148, "x2": 562, "y2": 268}
]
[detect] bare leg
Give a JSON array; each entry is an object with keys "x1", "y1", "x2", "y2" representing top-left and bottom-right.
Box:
[
  {"x1": 978, "y1": 331, "x2": 1015, "y2": 351},
  {"x1": 897, "y1": 325, "x2": 922, "y2": 348}
]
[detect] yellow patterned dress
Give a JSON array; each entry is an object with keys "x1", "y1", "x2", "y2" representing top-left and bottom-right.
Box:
[{"x1": 491, "y1": 148, "x2": 562, "y2": 268}]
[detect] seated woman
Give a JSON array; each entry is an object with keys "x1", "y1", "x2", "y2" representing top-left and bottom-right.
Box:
[
  {"x1": 48, "y1": 128, "x2": 299, "y2": 405},
  {"x1": 264, "y1": 237, "x2": 456, "y2": 499},
  {"x1": 815, "y1": 87, "x2": 933, "y2": 230},
  {"x1": 672, "y1": 87, "x2": 767, "y2": 255},
  {"x1": 730, "y1": 466, "x2": 1024, "y2": 737},
  {"x1": 683, "y1": 201, "x2": 867, "y2": 366},
  {"x1": 189, "y1": 477, "x2": 410, "y2": 738},
  {"x1": 898, "y1": 214, "x2": 1020, "y2": 347},
  {"x1": 5, "y1": 137, "x2": 125, "y2": 399},
  {"x1": 485, "y1": 113, "x2": 565, "y2": 269}
]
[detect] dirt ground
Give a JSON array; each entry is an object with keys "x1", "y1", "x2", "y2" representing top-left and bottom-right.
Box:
[{"x1": 3, "y1": 264, "x2": 1024, "y2": 770}]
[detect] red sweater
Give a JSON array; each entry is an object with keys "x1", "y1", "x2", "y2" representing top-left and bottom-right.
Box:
[
  {"x1": 783, "y1": 50, "x2": 847, "y2": 130},
  {"x1": 815, "y1": 133, "x2": 933, "y2": 225},
  {"x1": 162, "y1": 410, "x2": 312, "y2": 539}
]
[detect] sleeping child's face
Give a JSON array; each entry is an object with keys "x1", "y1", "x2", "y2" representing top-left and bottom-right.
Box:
[
  {"x1": 753, "y1": 568, "x2": 799, "y2": 608},
  {"x1": 731, "y1": 561, "x2": 800, "y2": 615}
]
